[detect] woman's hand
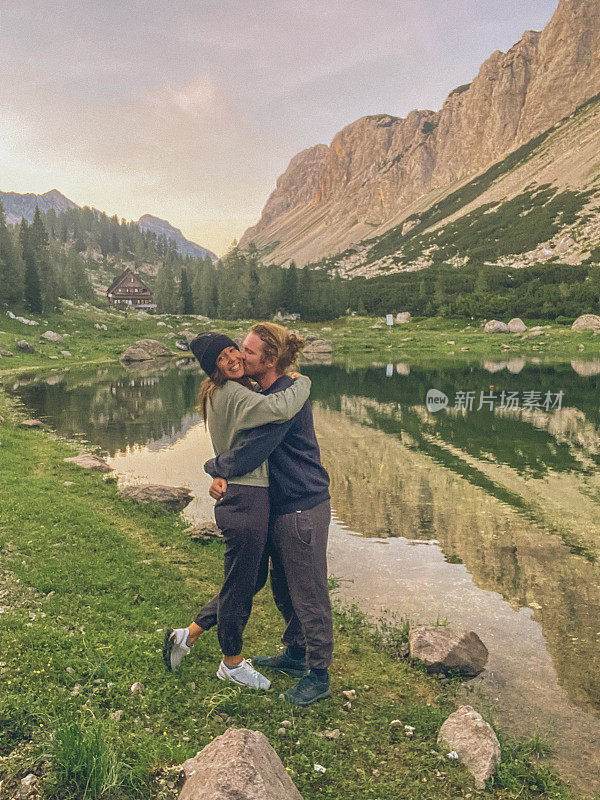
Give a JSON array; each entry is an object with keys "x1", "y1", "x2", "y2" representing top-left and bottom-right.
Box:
[
  {"x1": 209, "y1": 477, "x2": 228, "y2": 501},
  {"x1": 289, "y1": 371, "x2": 303, "y2": 380}
]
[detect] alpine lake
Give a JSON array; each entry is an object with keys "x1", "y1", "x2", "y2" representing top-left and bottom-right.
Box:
[{"x1": 6, "y1": 351, "x2": 600, "y2": 794}]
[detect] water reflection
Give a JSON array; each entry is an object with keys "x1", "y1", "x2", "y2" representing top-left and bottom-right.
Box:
[{"x1": 5, "y1": 357, "x2": 600, "y2": 790}]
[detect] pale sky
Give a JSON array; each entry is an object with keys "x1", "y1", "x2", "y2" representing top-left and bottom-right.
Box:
[{"x1": 0, "y1": 0, "x2": 558, "y2": 255}]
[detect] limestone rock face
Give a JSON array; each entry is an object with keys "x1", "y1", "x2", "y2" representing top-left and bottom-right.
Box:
[
  {"x1": 484, "y1": 320, "x2": 510, "y2": 334},
  {"x1": 409, "y1": 626, "x2": 488, "y2": 677},
  {"x1": 241, "y1": 0, "x2": 600, "y2": 266},
  {"x1": 119, "y1": 484, "x2": 193, "y2": 512},
  {"x1": 572, "y1": 314, "x2": 600, "y2": 331},
  {"x1": 507, "y1": 318, "x2": 527, "y2": 333},
  {"x1": 437, "y1": 705, "x2": 501, "y2": 789},
  {"x1": 179, "y1": 728, "x2": 303, "y2": 800}
]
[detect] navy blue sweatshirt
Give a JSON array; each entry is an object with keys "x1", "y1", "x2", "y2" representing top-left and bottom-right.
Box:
[{"x1": 204, "y1": 375, "x2": 330, "y2": 515}]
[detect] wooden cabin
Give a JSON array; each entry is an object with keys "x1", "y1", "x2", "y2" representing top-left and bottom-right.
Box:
[{"x1": 106, "y1": 269, "x2": 156, "y2": 309}]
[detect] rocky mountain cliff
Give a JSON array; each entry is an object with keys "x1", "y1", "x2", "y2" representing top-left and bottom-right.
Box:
[
  {"x1": 240, "y1": 0, "x2": 600, "y2": 269},
  {"x1": 136, "y1": 214, "x2": 217, "y2": 261}
]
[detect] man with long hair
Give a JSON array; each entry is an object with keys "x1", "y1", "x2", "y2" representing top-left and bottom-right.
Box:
[{"x1": 204, "y1": 322, "x2": 333, "y2": 706}]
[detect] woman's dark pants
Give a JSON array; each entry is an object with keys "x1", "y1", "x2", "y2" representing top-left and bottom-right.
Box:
[{"x1": 194, "y1": 485, "x2": 269, "y2": 657}]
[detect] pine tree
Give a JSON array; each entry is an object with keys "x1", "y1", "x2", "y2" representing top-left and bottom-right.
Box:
[
  {"x1": 20, "y1": 220, "x2": 42, "y2": 313},
  {"x1": 30, "y1": 207, "x2": 59, "y2": 311},
  {"x1": 179, "y1": 267, "x2": 195, "y2": 314},
  {"x1": 155, "y1": 260, "x2": 178, "y2": 314},
  {"x1": 281, "y1": 261, "x2": 299, "y2": 312},
  {"x1": 0, "y1": 202, "x2": 23, "y2": 308}
]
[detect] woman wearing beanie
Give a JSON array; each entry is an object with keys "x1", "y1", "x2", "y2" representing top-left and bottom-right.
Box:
[{"x1": 162, "y1": 331, "x2": 311, "y2": 690}]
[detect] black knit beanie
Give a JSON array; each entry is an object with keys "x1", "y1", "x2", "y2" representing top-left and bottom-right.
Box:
[{"x1": 189, "y1": 332, "x2": 240, "y2": 376}]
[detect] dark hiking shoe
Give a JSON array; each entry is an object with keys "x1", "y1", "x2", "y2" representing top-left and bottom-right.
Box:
[
  {"x1": 252, "y1": 652, "x2": 307, "y2": 678},
  {"x1": 280, "y1": 674, "x2": 331, "y2": 707}
]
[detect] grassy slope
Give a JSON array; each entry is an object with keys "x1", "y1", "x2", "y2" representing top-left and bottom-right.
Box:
[{"x1": 0, "y1": 400, "x2": 577, "y2": 800}]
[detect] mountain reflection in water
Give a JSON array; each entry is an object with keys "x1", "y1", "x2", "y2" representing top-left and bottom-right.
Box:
[{"x1": 6, "y1": 358, "x2": 600, "y2": 790}]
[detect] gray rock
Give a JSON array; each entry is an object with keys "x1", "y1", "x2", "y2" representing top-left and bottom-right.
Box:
[
  {"x1": 483, "y1": 320, "x2": 510, "y2": 334},
  {"x1": 507, "y1": 317, "x2": 527, "y2": 333},
  {"x1": 16, "y1": 340, "x2": 35, "y2": 353},
  {"x1": 179, "y1": 728, "x2": 303, "y2": 800},
  {"x1": 0, "y1": 348, "x2": 13, "y2": 357},
  {"x1": 41, "y1": 330, "x2": 65, "y2": 343},
  {"x1": 303, "y1": 339, "x2": 332, "y2": 354},
  {"x1": 437, "y1": 705, "x2": 501, "y2": 789},
  {"x1": 273, "y1": 312, "x2": 300, "y2": 323},
  {"x1": 60, "y1": 350, "x2": 72, "y2": 357},
  {"x1": 119, "y1": 484, "x2": 193, "y2": 512},
  {"x1": 409, "y1": 626, "x2": 488, "y2": 677},
  {"x1": 572, "y1": 314, "x2": 600, "y2": 331},
  {"x1": 64, "y1": 454, "x2": 113, "y2": 472},
  {"x1": 185, "y1": 522, "x2": 223, "y2": 543},
  {"x1": 94, "y1": 323, "x2": 108, "y2": 330},
  {"x1": 121, "y1": 339, "x2": 174, "y2": 362},
  {"x1": 7, "y1": 311, "x2": 38, "y2": 325},
  {"x1": 525, "y1": 331, "x2": 543, "y2": 339},
  {"x1": 164, "y1": 332, "x2": 178, "y2": 339},
  {"x1": 21, "y1": 419, "x2": 44, "y2": 428},
  {"x1": 395, "y1": 312, "x2": 411, "y2": 324},
  {"x1": 178, "y1": 330, "x2": 199, "y2": 344}
]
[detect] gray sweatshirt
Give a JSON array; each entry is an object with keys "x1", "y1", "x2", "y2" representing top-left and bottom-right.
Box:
[{"x1": 206, "y1": 375, "x2": 311, "y2": 486}]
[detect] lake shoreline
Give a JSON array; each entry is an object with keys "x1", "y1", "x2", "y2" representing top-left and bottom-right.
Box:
[
  {"x1": 2, "y1": 304, "x2": 600, "y2": 377},
  {"x1": 0, "y1": 388, "x2": 584, "y2": 799}
]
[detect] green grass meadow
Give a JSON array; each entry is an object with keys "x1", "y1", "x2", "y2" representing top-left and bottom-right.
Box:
[{"x1": 0, "y1": 304, "x2": 594, "y2": 798}]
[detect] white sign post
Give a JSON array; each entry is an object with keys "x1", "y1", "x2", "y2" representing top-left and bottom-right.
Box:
[{"x1": 386, "y1": 314, "x2": 393, "y2": 326}]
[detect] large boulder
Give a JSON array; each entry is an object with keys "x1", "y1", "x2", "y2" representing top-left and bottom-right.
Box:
[
  {"x1": 64, "y1": 454, "x2": 113, "y2": 472},
  {"x1": 437, "y1": 705, "x2": 501, "y2": 789},
  {"x1": 118, "y1": 484, "x2": 193, "y2": 512},
  {"x1": 483, "y1": 320, "x2": 509, "y2": 334},
  {"x1": 179, "y1": 728, "x2": 303, "y2": 800},
  {"x1": 0, "y1": 348, "x2": 13, "y2": 357},
  {"x1": 409, "y1": 626, "x2": 488, "y2": 677},
  {"x1": 572, "y1": 314, "x2": 600, "y2": 331},
  {"x1": 16, "y1": 340, "x2": 35, "y2": 353},
  {"x1": 41, "y1": 330, "x2": 65, "y2": 343},
  {"x1": 395, "y1": 312, "x2": 411, "y2": 324},
  {"x1": 507, "y1": 317, "x2": 527, "y2": 333},
  {"x1": 120, "y1": 339, "x2": 174, "y2": 362}
]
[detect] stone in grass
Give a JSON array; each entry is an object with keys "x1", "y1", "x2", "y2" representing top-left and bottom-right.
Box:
[
  {"x1": 572, "y1": 314, "x2": 600, "y2": 331},
  {"x1": 507, "y1": 318, "x2": 527, "y2": 333},
  {"x1": 19, "y1": 773, "x2": 39, "y2": 798},
  {"x1": 437, "y1": 705, "x2": 501, "y2": 789},
  {"x1": 121, "y1": 338, "x2": 173, "y2": 361},
  {"x1": 179, "y1": 728, "x2": 303, "y2": 800},
  {"x1": 119, "y1": 484, "x2": 193, "y2": 512},
  {"x1": 21, "y1": 419, "x2": 44, "y2": 428},
  {"x1": 64, "y1": 454, "x2": 113, "y2": 472},
  {"x1": 409, "y1": 626, "x2": 488, "y2": 677},
  {"x1": 483, "y1": 320, "x2": 510, "y2": 334},
  {"x1": 185, "y1": 522, "x2": 223, "y2": 543},
  {"x1": 41, "y1": 330, "x2": 65, "y2": 343},
  {"x1": 16, "y1": 340, "x2": 35, "y2": 353},
  {"x1": 0, "y1": 348, "x2": 13, "y2": 357}
]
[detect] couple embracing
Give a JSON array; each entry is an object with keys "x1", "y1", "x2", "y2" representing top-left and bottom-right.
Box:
[{"x1": 163, "y1": 323, "x2": 333, "y2": 707}]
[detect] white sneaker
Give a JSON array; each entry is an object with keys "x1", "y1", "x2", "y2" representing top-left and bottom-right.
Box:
[
  {"x1": 163, "y1": 628, "x2": 191, "y2": 671},
  {"x1": 217, "y1": 659, "x2": 271, "y2": 690}
]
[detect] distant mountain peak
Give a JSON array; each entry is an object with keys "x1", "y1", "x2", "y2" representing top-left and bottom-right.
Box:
[{"x1": 136, "y1": 214, "x2": 217, "y2": 261}]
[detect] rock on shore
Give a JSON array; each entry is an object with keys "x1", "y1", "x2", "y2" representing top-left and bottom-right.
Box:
[
  {"x1": 179, "y1": 728, "x2": 303, "y2": 800},
  {"x1": 438, "y1": 705, "x2": 501, "y2": 789},
  {"x1": 118, "y1": 484, "x2": 193, "y2": 512},
  {"x1": 409, "y1": 626, "x2": 488, "y2": 677}
]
